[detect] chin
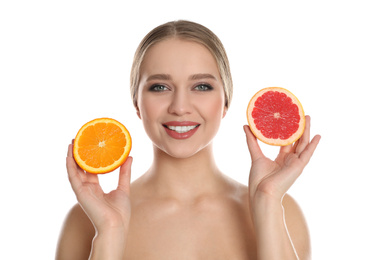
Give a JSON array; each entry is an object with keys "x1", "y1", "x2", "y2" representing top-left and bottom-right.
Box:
[{"x1": 155, "y1": 142, "x2": 210, "y2": 160}]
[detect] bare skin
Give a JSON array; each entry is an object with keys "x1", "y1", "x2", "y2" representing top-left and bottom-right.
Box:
[
  {"x1": 57, "y1": 139, "x2": 314, "y2": 260},
  {"x1": 56, "y1": 38, "x2": 320, "y2": 260}
]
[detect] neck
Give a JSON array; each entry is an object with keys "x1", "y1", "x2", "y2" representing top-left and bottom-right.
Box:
[{"x1": 145, "y1": 143, "x2": 224, "y2": 200}]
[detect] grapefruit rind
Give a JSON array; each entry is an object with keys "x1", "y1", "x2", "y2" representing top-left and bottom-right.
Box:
[
  {"x1": 246, "y1": 87, "x2": 305, "y2": 146},
  {"x1": 73, "y1": 118, "x2": 132, "y2": 174}
]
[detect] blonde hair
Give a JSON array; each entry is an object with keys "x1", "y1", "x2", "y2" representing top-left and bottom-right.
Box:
[{"x1": 130, "y1": 20, "x2": 233, "y2": 109}]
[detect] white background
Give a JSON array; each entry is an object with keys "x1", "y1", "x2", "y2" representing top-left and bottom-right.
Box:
[{"x1": 1, "y1": 0, "x2": 370, "y2": 259}]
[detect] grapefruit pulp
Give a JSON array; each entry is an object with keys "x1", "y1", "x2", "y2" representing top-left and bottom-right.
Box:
[{"x1": 246, "y1": 87, "x2": 305, "y2": 146}]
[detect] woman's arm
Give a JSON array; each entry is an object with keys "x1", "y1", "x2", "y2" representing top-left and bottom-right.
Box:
[
  {"x1": 56, "y1": 204, "x2": 95, "y2": 259},
  {"x1": 283, "y1": 194, "x2": 311, "y2": 259},
  {"x1": 250, "y1": 193, "x2": 311, "y2": 259},
  {"x1": 56, "y1": 203, "x2": 129, "y2": 260},
  {"x1": 56, "y1": 142, "x2": 133, "y2": 260},
  {"x1": 88, "y1": 226, "x2": 128, "y2": 260},
  {"x1": 244, "y1": 115, "x2": 320, "y2": 260}
]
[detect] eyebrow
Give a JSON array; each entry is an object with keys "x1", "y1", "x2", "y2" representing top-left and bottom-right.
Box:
[
  {"x1": 146, "y1": 74, "x2": 171, "y2": 81},
  {"x1": 189, "y1": 73, "x2": 217, "y2": 81},
  {"x1": 146, "y1": 73, "x2": 217, "y2": 82}
]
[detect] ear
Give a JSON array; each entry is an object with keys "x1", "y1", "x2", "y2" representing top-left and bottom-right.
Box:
[
  {"x1": 135, "y1": 102, "x2": 142, "y2": 119},
  {"x1": 136, "y1": 106, "x2": 141, "y2": 119},
  {"x1": 222, "y1": 106, "x2": 228, "y2": 118}
]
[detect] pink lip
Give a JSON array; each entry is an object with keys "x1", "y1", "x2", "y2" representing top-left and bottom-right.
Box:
[
  {"x1": 162, "y1": 121, "x2": 200, "y2": 140},
  {"x1": 163, "y1": 121, "x2": 200, "y2": 126}
]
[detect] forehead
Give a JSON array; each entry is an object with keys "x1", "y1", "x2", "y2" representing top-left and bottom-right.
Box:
[{"x1": 140, "y1": 38, "x2": 220, "y2": 78}]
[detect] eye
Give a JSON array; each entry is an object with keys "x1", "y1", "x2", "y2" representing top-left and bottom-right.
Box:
[
  {"x1": 194, "y1": 84, "x2": 213, "y2": 91},
  {"x1": 149, "y1": 84, "x2": 169, "y2": 92}
]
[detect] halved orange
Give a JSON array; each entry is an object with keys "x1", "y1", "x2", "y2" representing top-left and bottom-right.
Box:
[
  {"x1": 246, "y1": 87, "x2": 305, "y2": 146},
  {"x1": 73, "y1": 118, "x2": 132, "y2": 174}
]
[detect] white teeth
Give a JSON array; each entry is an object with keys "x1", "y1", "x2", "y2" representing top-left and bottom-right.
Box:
[{"x1": 167, "y1": 125, "x2": 198, "y2": 133}]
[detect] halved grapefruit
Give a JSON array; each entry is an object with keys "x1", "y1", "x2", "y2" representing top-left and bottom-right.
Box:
[{"x1": 246, "y1": 87, "x2": 305, "y2": 146}]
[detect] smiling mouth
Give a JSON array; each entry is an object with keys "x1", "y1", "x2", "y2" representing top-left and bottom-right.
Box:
[{"x1": 163, "y1": 124, "x2": 200, "y2": 133}]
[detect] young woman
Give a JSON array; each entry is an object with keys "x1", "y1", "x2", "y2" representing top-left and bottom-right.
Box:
[{"x1": 57, "y1": 20, "x2": 321, "y2": 260}]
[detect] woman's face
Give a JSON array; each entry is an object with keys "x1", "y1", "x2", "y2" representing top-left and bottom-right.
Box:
[{"x1": 136, "y1": 38, "x2": 227, "y2": 158}]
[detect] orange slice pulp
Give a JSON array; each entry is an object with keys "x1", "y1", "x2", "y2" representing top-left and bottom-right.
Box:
[{"x1": 73, "y1": 118, "x2": 132, "y2": 174}]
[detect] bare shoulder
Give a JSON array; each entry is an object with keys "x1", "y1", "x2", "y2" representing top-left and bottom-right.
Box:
[
  {"x1": 223, "y1": 176, "x2": 250, "y2": 204},
  {"x1": 225, "y1": 180, "x2": 311, "y2": 259},
  {"x1": 56, "y1": 203, "x2": 95, "y2": 260},
  {"x1": 282, "y1": 194, "x2": 311, "y2": 260}
]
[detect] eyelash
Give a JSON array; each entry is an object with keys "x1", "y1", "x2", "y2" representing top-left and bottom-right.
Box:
[
  {"x1": 149, "y1": 83, "x2": 213, "y2": 92},
  {"x1": 149, "y1": 84, "x2": 169, "y2": 92},
  {"x1": 194, "y1": 83, "x2": 213, "y2": 91}
]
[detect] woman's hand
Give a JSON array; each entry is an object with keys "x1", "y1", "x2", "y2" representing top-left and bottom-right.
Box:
[
  {"x1": 244, "y1": 115, "x2": 321, "y2": 204},
  {"x1": 244, "y1": 115, "x2": 320, "y2": 259},
  {"x1": 66, "y1": 141, "x2": 132, "y2": 234}
]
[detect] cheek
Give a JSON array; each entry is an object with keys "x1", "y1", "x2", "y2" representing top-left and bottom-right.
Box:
[
  {"x1": 202, "y1": 95, "x2": 226, "y2": 120},
  {"x1": 137, "y1": 98, "x2": 160, "y2": 141},
  {"x1": 138, "y1": 96, "x2": 166, "y2": 125},
  {"x1": 139, "y1": 100, "x2": 153, "y2": 125}
]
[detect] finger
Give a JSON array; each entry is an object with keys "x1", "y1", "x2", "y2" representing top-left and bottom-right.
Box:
[
  {"x1": 276, "y1": 143, "x2": 293, "y2": 163},
  {"x1": 67, "y1": 143, "x2": 73, "y2": 157},
  {"x1": 66, "y1": 155, "x2": 83, "y2": 194},
  {"x1": 84, "y1": 171, "x2": 100, "y2": 184},
  {"x1": 279, "y1": 143, "x2": 292, "y2": 154},
  {"x1": 66, "y1": 140, "x2": 87, "y2": 189},
  {"x1": 291, "y1": 139, "x2": 299, "y2": 153},
  {"x1": 298, "y1": 134, "x2": 321, "y2": 165},
  {"x1": 69, "y1": 141, "x2": 89, "y2": 183},
  {"x1": 117, "y1": 156, "x2": 133, "y2": 195},
  {"x1": 296, "y1": 115, "x2": 311, "y2": 154},
  {"x1": 244, "y1": 125, "x2": 264, "y2": 161}
]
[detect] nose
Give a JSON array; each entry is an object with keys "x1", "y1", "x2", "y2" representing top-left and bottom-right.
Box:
[{"x1": 168, "y1": 90, "x2": 192, "y2": 116}]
